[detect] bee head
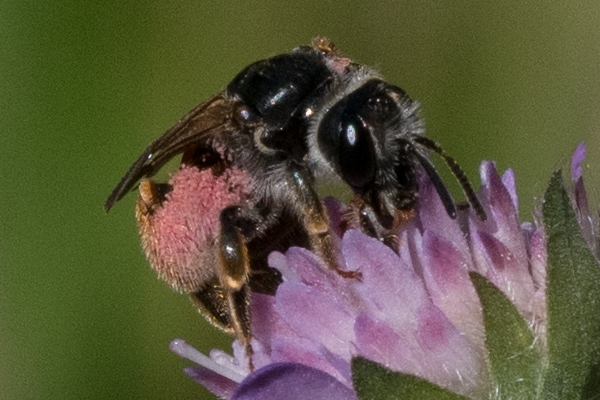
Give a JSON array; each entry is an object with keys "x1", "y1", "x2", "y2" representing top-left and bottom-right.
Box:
[{"x1": 316, "y1": 79, "x2": 423, "y2": 229}]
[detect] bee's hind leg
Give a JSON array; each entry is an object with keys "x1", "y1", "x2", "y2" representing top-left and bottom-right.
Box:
[{"x1": 216, "y1": 205, "x2": 255, "y2": 371}]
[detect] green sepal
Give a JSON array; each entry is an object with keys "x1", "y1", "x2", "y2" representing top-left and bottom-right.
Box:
[
  {"x1": 470, "y1": 272, "x2": 541, "y2": 399},
  {"x1": 351, "y1": 357, "x2": 468, "y2": 400},
  {"x1": 541, "y1": 170, "x2": 600, "y2": 398}
]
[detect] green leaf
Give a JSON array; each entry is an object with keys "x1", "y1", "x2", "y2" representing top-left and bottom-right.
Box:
[
  {"x1": 581, "y1": 359, "x2": 600, "y2": 399},
  {"x1": 541, "y1": 170, "x2": 600, "y2": 398},
  {"x1": 352, "y1": 357, "x2": 468, "y2": 400},
  {"x1": 470, "y1": 272, "x2": 542, "y2": 399}
]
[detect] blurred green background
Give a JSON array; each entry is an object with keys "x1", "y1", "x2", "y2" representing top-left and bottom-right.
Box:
[{"x1": 2, "y1": 1, "x2": 599, "y2": 399}]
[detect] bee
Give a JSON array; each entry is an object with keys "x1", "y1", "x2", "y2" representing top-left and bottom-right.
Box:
[{"x1": 105, "y1": 38, "x2": 485, "y2": 369}]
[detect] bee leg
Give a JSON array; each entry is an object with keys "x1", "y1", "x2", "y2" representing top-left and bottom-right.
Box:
[
  {"x1": 217, "y1": 205, "x2": 254, "y2": 371},
  {"x1": 190, "y1": 278, "x2": 234, "y2": 335},
  {"x1": 286, "y1": 162, "x2": 361, "y2": 280},
  {"x1": 348, "y1": 196, "x2": 410, "y2": 253}
]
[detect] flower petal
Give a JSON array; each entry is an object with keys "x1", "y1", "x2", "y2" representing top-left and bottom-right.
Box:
[
  {"x1": 232, "y1": 363, "x2": 357, "y2": 400},
  {"x1": 470, "y1": 162, "x2": 536, "y2": 315},
  {"x1": 249, "y1": 293, "x2": 277, "y2": 357},
  {"x1": 501, "y1": 168, "x2": 519, "y2": 215},
  {"x1": 355, "y1": 308, "x2": 484, "y2": 397},
  {"x1": 476, "y1": 162, "x2": 524, "y2": 246},
  {"x1": 347, "y1": 231, "x2": 485, "y2": 396},
  {"x1": 569, "y1": 142, "x2": 598, "y2": 256},
  {"x1": 471, "y1": 229, "x2": 535, "y2": 316},
  {"x1": 270, "y1": 338, "x2": 352, "y2": 387},
  {"x1": 354, "y1": 313, "x2": 419, "y2": 372},
  {"x1": 184, "y1": 366, "x2": 238, "y2": 399},
  {"x1": 343, "y1": 230, "x2": 429, "y2": 333},
  {"x1": 420, "y1": 230, "x2": 485, "y2": 352},
  {"x1": 416, "y1": 171, "x2": 470, "y2": 262},
  {"x1": 570, "y1": 141, "x2": 586, "y2": 182},
  {"x1": 414, "y1": 305, "x2": 484, "y2": 395},
  {"x1": 274, "y1": 281, "x2": 355, "y2": 359},
  {"x1": 529, "y1": 227, "x2": 547, "y2": 292}
]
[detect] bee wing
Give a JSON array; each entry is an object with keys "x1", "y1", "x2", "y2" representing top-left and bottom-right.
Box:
[{"x1": 105, "y1": 93, "x2": 237, "y2": 212}]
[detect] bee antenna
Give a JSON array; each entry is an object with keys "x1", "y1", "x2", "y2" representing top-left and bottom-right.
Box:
[
  {"x1": 411, "y1": 135, "x2": 487, "y2": 221},
  {"x1": 413, "y1": 150, "x2": 457, "y2": 219}
]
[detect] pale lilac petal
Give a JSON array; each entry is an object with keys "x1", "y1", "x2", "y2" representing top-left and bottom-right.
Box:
[
  {"x1": 269, "y1": 246, "x2": 358, "y2": 318},
  {"x1": 268, "y1": 248, "x2": 321, "y2": 287},
  {"x1": 286, "y1": 246, "x2": 342, "y2": 292},
  {"x1": 355, "y1": 308, "x2": 484, "y2": 397},
  {"x1": 470, "y1": 162, "x2": 536, "y2": 315},
  {"x1": 268, "y1": 251, "x2": 296, "y2": 282},
  {"x1": 184, "y1": 366, "x2": 237, "y2": 399},
  {"x1": 400, "y1": 221, "x2": 424, "y2": 277},
  {"x1": 571, "y1": 141, "x2": 586, "y2": 182},
  {"x1": 171, "y1": 339, "x2": 246, "y2": 397},
  {"x1": 171, "y1": 339, "x2": 246, "y2": 383},
  {"x1": 277, "y1": 246, "x2": 361, "y2": 312},
  {"x1": 211, "y1": 343, "x2": 254, "y2": 378},
  {"x1": 232, "y1": 363, "x2": 357, "y2": 400},
  {"x1": 569, "y1": 142, "x2": 598, "y2": 255},
  {"x1": 574, "y1": 177, "x2": 593, "y2": 238},
  {"x1": 528, "y1": 224, "x2": 548, "y2": 337},
  {"x1": 420, "y1": 231, "x2": 485, "y2": 352},
  {"x1": 501, "y1": 168, "x2": 519, "y2": 214},
  {"x1": 471, "y1": 229, "x2": 535, "y2": 316},
  {"x1": 414, "y1": 305, "x2": 486, "y2": 396},
  {"x1": 529, "y1": 289, "x2": 547, "y2": 342},
  {"x1": 230, "y1": 340, "x2": 272, "y2": 372},
  {"x1": 528, "y1": 227, "x2": 547, "y2": 292},
  {"x1": 417, "y1": 171, "x2": 470, "y2": 261},
  {"x1": 271, "y1": 338, "x2": 352, "y2": 387},
  {"x1": 571, "y1": 142, "x2": 589, "y2": 215},
  {"x1": 274, "y1": 281, "x2": 355, "y2": 359},
  {"x1": 320, "y1": 347, "x2": 353, "y2": 385},
  {"x1": 354, "y1": 313, "x2": 420, "y2": 372},
  {"x1": 249, "y1": 294, "x2": 277, "y2": 357},
  {"x1": 343, "y1": 230, "x2": 429, "y2": 333},
  {"x1": 476, "y1": 162, "x2": 524, "y2": 246},
  {"x1": 344, "y1": 228, "x2": 486, "y2": 395}
]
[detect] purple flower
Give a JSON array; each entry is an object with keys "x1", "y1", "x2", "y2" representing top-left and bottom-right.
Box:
[
  {"x1": 171, "y1": 143, "x2": 598, "y2": 399},
  {"x1": 570, "y1": 142, "x2": 599, "y2": 259}
]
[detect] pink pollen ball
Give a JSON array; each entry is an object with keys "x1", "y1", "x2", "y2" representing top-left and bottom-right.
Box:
[{"x1": 139, "y1": 164, "x2": 252, "y2": 292}]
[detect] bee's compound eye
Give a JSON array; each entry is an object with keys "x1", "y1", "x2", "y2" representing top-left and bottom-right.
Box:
[
  {"x1": 338, "y1": 114, "x2": 376, "y2": 189},
  {"x1": 318, "y1": 99, "x2": 377, "y2": 192}
]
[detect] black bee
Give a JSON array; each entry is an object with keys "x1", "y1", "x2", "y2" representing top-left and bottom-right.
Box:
[{"x1": 105, "y1": 38, "x2": 485, "y2": 369}]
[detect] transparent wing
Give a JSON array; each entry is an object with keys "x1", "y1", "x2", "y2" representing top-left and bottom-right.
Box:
[{"x1": 105, "y1": 93, "x2": 238, "y2": 211}]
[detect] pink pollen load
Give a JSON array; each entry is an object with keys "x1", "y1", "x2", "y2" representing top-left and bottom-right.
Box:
[{"x1": 137, "y1": 165, "x2": 252, "y2": 293}]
